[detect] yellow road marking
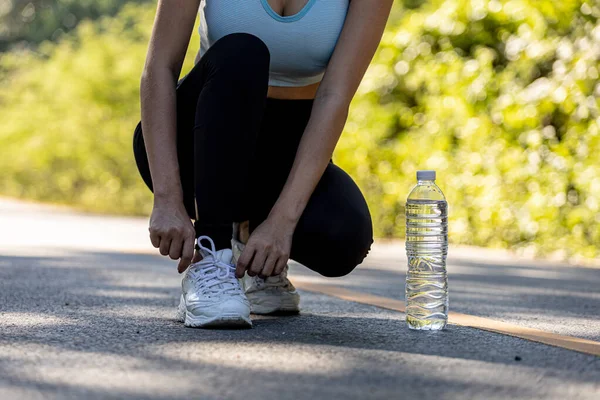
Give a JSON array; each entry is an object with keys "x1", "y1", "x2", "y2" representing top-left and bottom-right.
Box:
[
  {"x1": 60, "y1": 245, "x2": 599, "y2": 357},
  {"x1": 294, "y1": 280, "x2": 600, "y2": 357}
]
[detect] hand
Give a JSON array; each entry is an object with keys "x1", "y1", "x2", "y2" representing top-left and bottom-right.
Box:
[
  {"x1": 235, "y1": 217, "x2": 295, "y2": 279},
  {"x1": 149, "y1": 200, "x2": 196, "y2": 273}
]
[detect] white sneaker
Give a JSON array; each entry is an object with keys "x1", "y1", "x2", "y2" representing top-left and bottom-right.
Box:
[
  {"x1": 231, "y1": 233, "x2": 300, "y2": 315},
  {"x1": 177, "y1": 235, "x2": 252, "y2": 328}
]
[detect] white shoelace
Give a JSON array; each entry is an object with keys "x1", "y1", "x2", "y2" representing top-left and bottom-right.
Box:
[
  {"x1": 233, "y1": 237, "x2": 291, "y2": 291},
  {"x1": 252, "y1": 268, "x2": 289, "y2": 290},
  {"x1": 188, "y1": 236, "x2": 243, "y2": 297}
]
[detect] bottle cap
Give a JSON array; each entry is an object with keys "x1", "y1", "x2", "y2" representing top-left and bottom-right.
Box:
[{"x1": 417, "y1": 170, "x2": 436, "y2": 181}]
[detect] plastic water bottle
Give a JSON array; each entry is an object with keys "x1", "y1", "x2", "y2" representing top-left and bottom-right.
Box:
[{"x1": 405, "y1": 170, "x2": 448, "y2": 330}]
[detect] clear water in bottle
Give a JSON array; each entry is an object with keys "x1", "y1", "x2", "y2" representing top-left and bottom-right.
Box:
[{"x1": 405, "y1": 170, "x2": 448, "y2": 330}]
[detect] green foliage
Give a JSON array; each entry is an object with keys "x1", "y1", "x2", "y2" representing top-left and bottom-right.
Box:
[
  {"x1": 0, "y1": 1, "x2": 598, "y2": 260},
  {"x1": 0, "y1": 0, "x2": 152, "y2": 51},
  {"x1": 336, "y1": 0, "x2": 600, "y2": 258},
  {"x1": 0, "y1": 3, "x2": 199, "y2": 215}
]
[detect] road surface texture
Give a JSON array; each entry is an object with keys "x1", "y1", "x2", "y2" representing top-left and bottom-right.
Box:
[{"x1": 0, "y1": 197, "x2": 598, "y2": 399}]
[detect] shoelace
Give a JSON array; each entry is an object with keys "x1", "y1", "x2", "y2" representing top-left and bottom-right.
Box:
[
  {"x1": 252, "y1": 268, "x2": 289, "y2": 290},
  {"x1": 188, "y1": 236, "x2": 243, "y2": 296},
  {"x1": 233, "y1": 238, "x2": 290, "y2": 291}
]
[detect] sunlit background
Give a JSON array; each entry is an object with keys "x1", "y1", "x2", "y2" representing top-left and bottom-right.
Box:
[{"x1": 0, "y1": 0, "x2": 598, "y2": 261}]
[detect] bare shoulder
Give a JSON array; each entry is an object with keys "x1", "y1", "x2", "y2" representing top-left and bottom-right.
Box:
[{"x1": 144, "y1": 0, "x2": 202, "y2": 73}]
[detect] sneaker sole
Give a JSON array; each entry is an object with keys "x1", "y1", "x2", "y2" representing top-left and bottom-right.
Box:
[
  {"x1": 249, "y1": 295, "x2": 300, "y2": 315},
  {"x1": 177, "y1": 296, "x2": 252, "y2": 329}
]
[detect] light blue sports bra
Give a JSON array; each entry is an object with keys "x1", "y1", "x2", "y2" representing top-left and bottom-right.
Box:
[{"x1": 198, "y1": 0, "x2": 349, "y2": 87}]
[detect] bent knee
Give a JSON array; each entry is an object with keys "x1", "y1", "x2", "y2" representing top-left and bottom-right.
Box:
[
  {"x1": 320, "y1": 239, "x2": 373, "y2": 278},
  {"x1": 306, "y1": 208, "x2": 374, "y2": 278},
  {"x1": 207, "y1": 33, "x2": 270, "y2": 72},
  {"x1": 305, "y1": 226, "x2": 373, "y2": 278}
]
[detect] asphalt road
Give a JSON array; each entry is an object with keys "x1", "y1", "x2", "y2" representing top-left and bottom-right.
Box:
[{"x1": 0, "y1": 198, "x2": 598, "y2": 399}]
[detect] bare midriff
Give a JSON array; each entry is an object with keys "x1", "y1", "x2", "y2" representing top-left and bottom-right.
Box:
[
  {"x1": 267, "y1": 82, "x2": 319, "y2": 99},
  {"x1": 193, "y1": 50, "x2": 319, "y2": 100}
]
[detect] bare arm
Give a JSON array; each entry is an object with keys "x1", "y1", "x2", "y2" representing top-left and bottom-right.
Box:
[
  {"x1": 236, "y1": 0, "x2": 393, "y2": 278},
  {"x1": 141, "y1": 0, "x2": 200, "y2": 271},
  {"x1": 270, "y1": 0, "x2": 393, "y2": 224},
  {"x1": 141, "y1": 0, "x2": 199, "y2": 202}
]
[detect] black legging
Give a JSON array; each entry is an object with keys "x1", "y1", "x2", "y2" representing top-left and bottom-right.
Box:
[{"x1": 133, "y1": 33, "x2": 373, "y2": 277}]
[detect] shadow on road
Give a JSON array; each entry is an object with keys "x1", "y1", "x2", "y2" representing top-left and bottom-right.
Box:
[
  {"x1": 295, "y1": 254, "x2": 600, "y2": 342},
  {"x1": 1, "y1": 250, "x2": 599, "y2": 399}
]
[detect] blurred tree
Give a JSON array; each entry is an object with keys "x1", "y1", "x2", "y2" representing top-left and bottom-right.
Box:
[
  {"x1": 0, "y1": 0, "x2": 151, "y2": 51},
  {"x1": 0, "y1": 3, "x2": 199, "y2": 215},
  {"x1": 336, "y1": 0, "x2": 600, "y2": 259},
  {"x1": 0, "y1": 1, "x2": 598, "y2": 260}
]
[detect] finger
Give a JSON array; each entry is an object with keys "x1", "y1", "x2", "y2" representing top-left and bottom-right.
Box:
[
  {"x1": 235, "y1": 246, "x2": 255, "y2": 278},
  {"x1": 178, "y1": 236, "x2": 195, "y2": 274},
  {"x1": 149, "y1": 231, "x2": 160, "y2": 248},
  {"x1": 273, "y1": 257, "x2": 288, "y2": 276},
  {"x1": 191, "y1": 249, "x2": 202, "y2": 264},
  {"x1": 169, "y1": 237, "x2": 183, "y2": 261},
  {"x1": 159, "y1": 236, "x2": 171, "y2": 256},
  {"x1": 259, "y1": 253, "x2": 278, "y2": 279},
  {"x1": 248, "y1": 250, "x2": 267, "y2": 277}
]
